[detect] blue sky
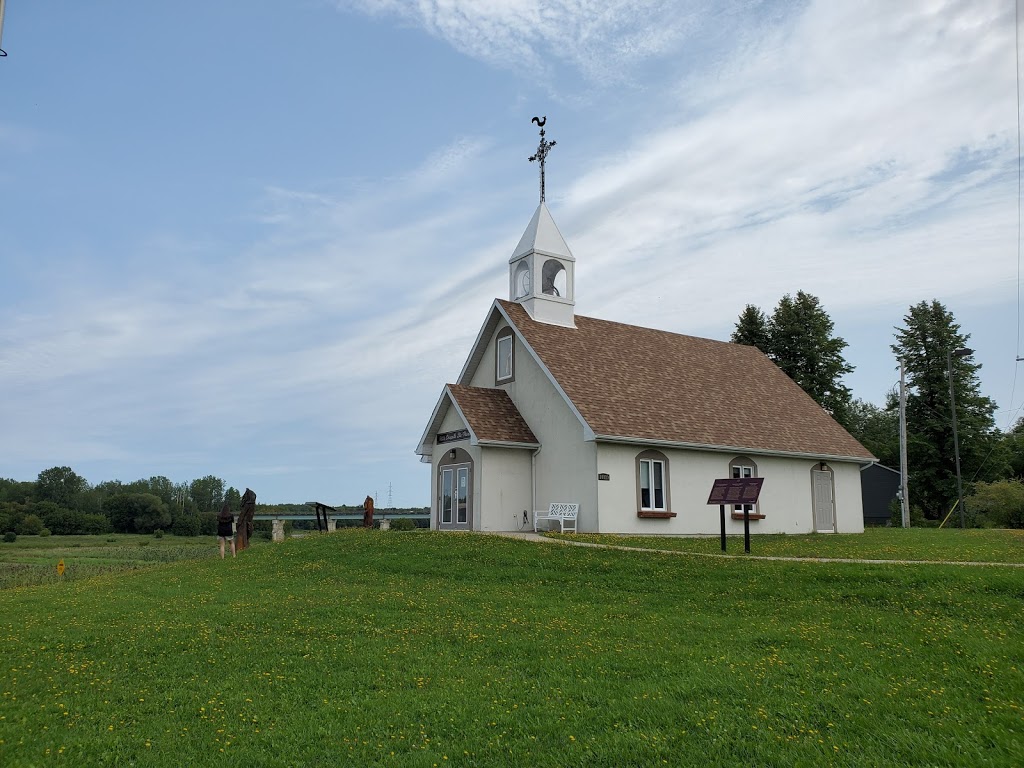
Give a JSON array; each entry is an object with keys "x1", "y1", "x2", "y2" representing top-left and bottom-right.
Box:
[{"x1": 1, "y1": 0, "x2": 1020, "y2": 506}]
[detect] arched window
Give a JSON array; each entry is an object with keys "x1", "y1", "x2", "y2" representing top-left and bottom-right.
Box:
[
  {"x1": 728, "y1": 455, "x2": 764, "y2": 519},
  {"x1": 513, "y1": 261, "x2": 530, "y2": 299},
  {"x1": 541, "y1": 259, "x2": 566, "y2": 297},
  {"x1": 636, "y1": 450, "x2": 673, "y2": 517}
]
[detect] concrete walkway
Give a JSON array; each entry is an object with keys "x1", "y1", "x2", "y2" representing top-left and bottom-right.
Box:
[{"x1": 487, "y1": 531, "x2": 1024, "y2": 568}]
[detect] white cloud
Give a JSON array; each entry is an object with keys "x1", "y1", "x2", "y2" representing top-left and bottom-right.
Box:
[
  {"x1": 343, "y1": 0, "x2": 751, "y2": 84},
  {"x1": 2, "y1": 0, "x2": 1018, "y2": 502}
]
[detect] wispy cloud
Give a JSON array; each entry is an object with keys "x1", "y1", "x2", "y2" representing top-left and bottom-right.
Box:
[
  {"x1": 343, "y1": 0, "x2": 762, "y2": 85},
  {"x1": 1, "y1": 0, "x2": 1017, "y2": 503}
]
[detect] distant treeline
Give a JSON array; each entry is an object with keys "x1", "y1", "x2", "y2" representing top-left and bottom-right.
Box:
[{"x1": 0, "y1": 467, "x2": 427, "y2": 537}]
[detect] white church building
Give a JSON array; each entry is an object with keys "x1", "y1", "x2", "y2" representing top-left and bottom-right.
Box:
[{"x1": 416, "y1": 133, "x2": 874, "y2": 535}]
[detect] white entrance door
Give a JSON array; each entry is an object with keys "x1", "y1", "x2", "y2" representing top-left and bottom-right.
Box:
[
  {"x1": 812, "y1": 469, "x2": 835, "y2": 532},
  {"x1": 438, "y1": 464, "x2": 472, "y2": 530}
]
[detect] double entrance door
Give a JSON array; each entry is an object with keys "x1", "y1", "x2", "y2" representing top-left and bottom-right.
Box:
[{"x1": 439, "y1": 464, "x2": 472, "y2": 530}]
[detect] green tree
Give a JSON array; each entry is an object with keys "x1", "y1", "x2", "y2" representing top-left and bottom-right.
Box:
[
  {"x1": 1001, "y1": 418, "x2": 1024, "y2": 480},
  {"x1": 768, "y1": 292, "x2": 854, "y2": 426},
  {"x1": 891, "y1": 300, "x2": 999, "y2": 521},
  {"x1": 189, "y1": 476, "x2": 225, "y2": 515},
  {"x1": 0, "y1": 478, "x2": 35, "y2": 504},
  {"x1": 17, "y1": 514, "x2": 44, "y2": 535},
  {"x1": 732, "y1": 292, "x2": 854, "y2": 426},
  {"x1": 0, "y1": 502, "x2": 27, "y2": 534},
  {"x1": 730, "y1": 305, "x2": 770, "y2": 350},
  {"x1": 146, "y1": 476, "x2": 176, "y2": 506},
  {"x1": 845, "y1": 396, "x2": 899, "y2": 467},
  {"x1": 969, "y1": 479, "x2": 1024, "y2": 528},
  {"x1": 103, "y1": 493, "x2": 170, "y2": 534},
  {"x1": 224, "y1": 486, "x2": 242, "y2": 512},
  {"x1": 36, "y1": 466, "x2": 89, "y2": 509}
]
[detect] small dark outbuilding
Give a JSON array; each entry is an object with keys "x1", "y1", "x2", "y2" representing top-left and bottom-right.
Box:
[{"x1": 860, "y1": 464, "x2": 900, "y2": 527}]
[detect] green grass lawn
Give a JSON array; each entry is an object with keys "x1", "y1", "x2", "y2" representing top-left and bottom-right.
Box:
[
  {"x1": 551, "y1": 527, "x2": 1024, "y2": 564},
  {"x1": 0, "y1": 530, "x2": 1021, "y2": 766},
  {"x1": 0, "y1": 534, "x2": 240, "y2": 589}
]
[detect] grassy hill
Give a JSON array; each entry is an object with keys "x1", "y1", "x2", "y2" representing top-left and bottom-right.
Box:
[{"x1": 1, "y1": 531, "x2": 1022, "y2": 766}]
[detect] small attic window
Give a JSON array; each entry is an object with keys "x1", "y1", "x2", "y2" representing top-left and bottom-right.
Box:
[{"x1": 496, "y1": 328, "x2": 514, "y2": 383}]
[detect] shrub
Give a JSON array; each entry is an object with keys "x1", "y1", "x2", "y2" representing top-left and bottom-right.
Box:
[
  {"x1": 82, "y1": 514, "x2": 113, "y2": 535},
  {"x1": 154, "y1": 529, "x2": 164, "y2": 539},
  {"x1": 3, "y1": 531, "x2": 15, "y2": 543},
  {"x1": 970, "y1": 480, "x2": 1024, "y2": 529},
  {"x1": 170, "y1": 512, "x2": 201, "y2": 537},
  {"x1": 18, "y1": 514, "x2": 44, "y2": 536},
  {"x1": 198, "y1": 512, "x2": 218, "y2": 536},
  {"x1": 390, "y1": 517, "x2": 417, "y2": 531},
  {"x1": 39, "y1": 528, "x2": 51, "y2": 537}
]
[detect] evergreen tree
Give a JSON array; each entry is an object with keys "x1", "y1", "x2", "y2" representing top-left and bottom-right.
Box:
[
  {"x1": 730, "y1": 305, "x2": 770, "y2": 351},
  {"x1": 891, "y1": 300, "x2": 998, "y2": 521},
  {"x1": 732, "y1": 292, "x2": 854, "y2": 426}
]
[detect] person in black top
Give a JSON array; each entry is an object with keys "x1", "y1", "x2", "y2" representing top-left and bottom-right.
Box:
[{"x1": 217, "y1": 502, "x2": 235, "y2": 559}]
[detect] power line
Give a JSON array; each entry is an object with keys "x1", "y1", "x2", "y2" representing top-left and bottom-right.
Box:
[{"x1": 1008, "y1": 0, "x2": 1022, "y2": 428}]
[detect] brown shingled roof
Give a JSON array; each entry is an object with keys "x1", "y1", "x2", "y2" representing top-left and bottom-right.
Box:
[
  {"x1": 448, "y1": 384, "x2": 538, "y2": 445},
  {"x1": 497, "y1": 300, "x2": 873, "y2": 460}
]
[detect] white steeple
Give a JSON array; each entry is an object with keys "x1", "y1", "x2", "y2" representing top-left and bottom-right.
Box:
[{"x1": 509, "y1": 202, "x2": 576, "y2": 328}]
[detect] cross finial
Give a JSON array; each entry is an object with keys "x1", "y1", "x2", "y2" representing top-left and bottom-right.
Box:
[{"x1": 528, "y1": 116, "x2": 556, "y2": 203}]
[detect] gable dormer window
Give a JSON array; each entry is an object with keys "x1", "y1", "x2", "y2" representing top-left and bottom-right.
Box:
[{"x1": 496, "y1": 328, "x2": 514, "y2": 383}]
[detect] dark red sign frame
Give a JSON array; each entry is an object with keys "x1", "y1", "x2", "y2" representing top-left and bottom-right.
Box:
[{"x1": 708, "y1": 477, "x2": 763, "y2": 554}]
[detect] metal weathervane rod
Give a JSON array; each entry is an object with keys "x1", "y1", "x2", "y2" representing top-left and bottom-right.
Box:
[
  {"x1": 528, "y1": 116, "x2": 556, "y2": 203},
  {"x1": 0, "y1": 0, "x2": 8, "y2": 57}
]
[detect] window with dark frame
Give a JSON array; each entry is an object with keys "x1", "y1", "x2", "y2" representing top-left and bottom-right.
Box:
[
  {"x1": 496, "y1": 329, "x2": 513, "y2": 383},
  {"x1": 635, "y1": 450, "x2": 671, "y2": 515},
  {"x1": 729, "y1": 456, "x2": 762, "y2": 518}
]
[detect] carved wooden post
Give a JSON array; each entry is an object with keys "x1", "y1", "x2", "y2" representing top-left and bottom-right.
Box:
[{"x1": 236, "y1": 488, "x2": 256, "y2": 551}]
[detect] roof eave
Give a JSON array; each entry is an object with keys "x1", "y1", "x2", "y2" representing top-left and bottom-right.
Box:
[
  {"x1": 414, "y1": 385, "x2": 479, "y2": 457},
  {"x1": 592, "y1": 434, "x2": 875, "y2": 464},
  {"x1": 476, "y1": 439, "x2": 542, "y2": 450}
]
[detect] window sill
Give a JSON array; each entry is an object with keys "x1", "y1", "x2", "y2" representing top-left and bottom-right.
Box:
[
  {"x1": 637, "y1": 510, "x2": 676, "y2": 519},
  {"x1": 731, "y1": 512, "x2": 766, "y2": 520}
]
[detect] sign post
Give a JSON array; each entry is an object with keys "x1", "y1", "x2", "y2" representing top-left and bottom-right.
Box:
[{"x1": 707, "y1": 478, "x2": 764, "y2": 554}]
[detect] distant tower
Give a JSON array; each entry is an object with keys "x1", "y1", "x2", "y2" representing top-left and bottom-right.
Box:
[
  {"x1": 387, "y1": 483, "x2": 393, "y2": 509},
  {"x1": 509, "y1": 117, "x2": 576, "y2": 328}
]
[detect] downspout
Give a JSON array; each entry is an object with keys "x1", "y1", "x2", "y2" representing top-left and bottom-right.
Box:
[{"x1": 531, "y1": 446, "x2": 541, "y2": 527}]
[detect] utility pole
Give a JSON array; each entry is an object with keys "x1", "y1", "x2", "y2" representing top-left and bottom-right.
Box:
[
  {"x1": 898, "y1": 358, "x2": 910, "y2": 528},
  {"x1": 947, "y1": 348, "x2": 973, "y2": 529}
]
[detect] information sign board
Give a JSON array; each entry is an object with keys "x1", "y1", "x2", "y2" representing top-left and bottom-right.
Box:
[{"x1": 707, "y1": 477, "x2": 763, "y2": 505}]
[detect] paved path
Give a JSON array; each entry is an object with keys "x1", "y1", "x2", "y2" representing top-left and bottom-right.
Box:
[{"x1": 487, "y1": 531, "x2": 1024, "y2": 568}]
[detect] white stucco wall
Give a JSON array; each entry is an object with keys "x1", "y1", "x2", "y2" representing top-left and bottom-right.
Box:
[
  {"x1": 478, "y1": 447, "x2": 534, "y2": 531},
  {"x1": 596, "y1": 443, "x2": 865, "y2": 535},
  {"x1": 468, "y1": 319, "x2": 598, "y2": 531},
  {"x1": 830, "y1": 461, "x2": 865, "y2": 533}
]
